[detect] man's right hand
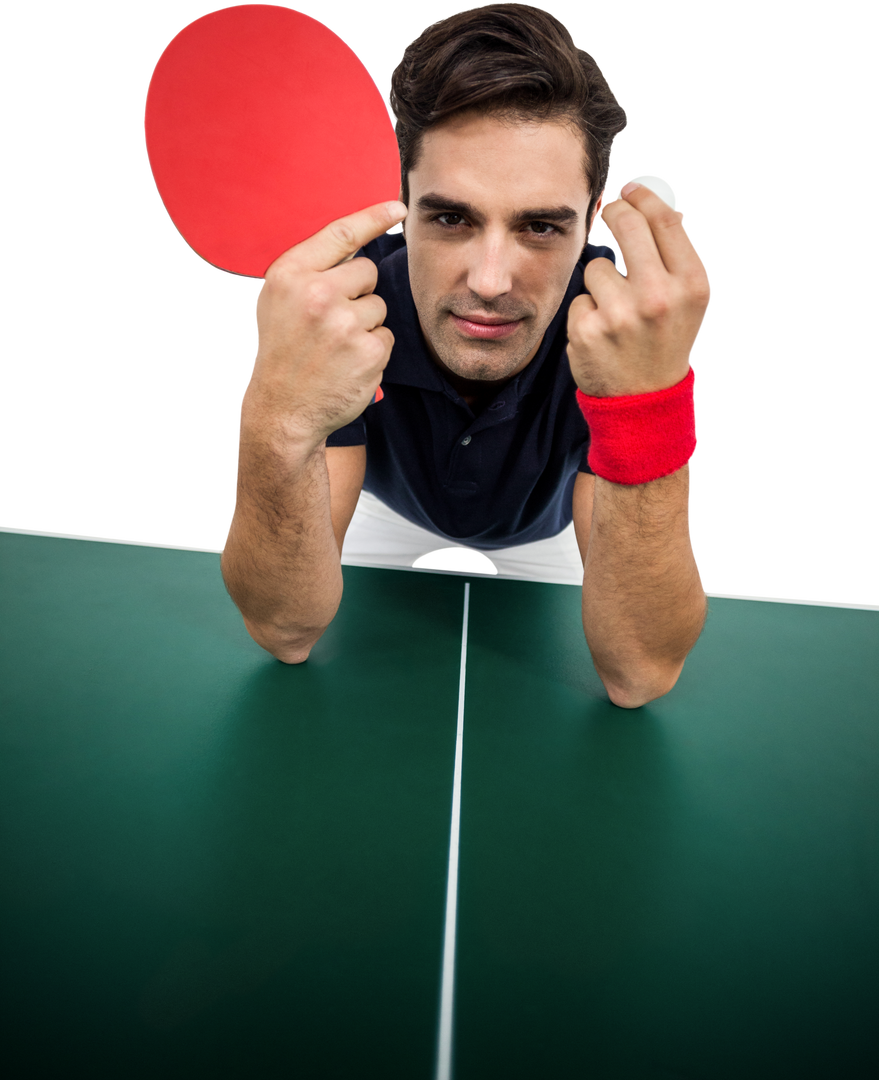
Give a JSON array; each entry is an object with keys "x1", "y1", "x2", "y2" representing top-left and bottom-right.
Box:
[{"x1": 246, "y1": 200, "x2": 408, "y2": 448}]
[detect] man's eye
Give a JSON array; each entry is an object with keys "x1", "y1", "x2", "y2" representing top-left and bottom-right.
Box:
[
  {"x1": 526, "y1": 220, "x2": 561, "y2": 235},
  {"x1": 429, "y1": 213, "x2": 561, "y2": 237},
  {"x1": 436, "y1": 212, "x2": 468, "y2": 227}
]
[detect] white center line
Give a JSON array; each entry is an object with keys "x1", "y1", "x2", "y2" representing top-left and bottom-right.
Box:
[{"x1": 435, "y1": 581, "x2": 471, "y2": 1080}]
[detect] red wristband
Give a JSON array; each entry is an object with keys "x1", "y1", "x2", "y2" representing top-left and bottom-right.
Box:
[{"x1": 575, "y1": 367, "x2": 696, "y2": 485}]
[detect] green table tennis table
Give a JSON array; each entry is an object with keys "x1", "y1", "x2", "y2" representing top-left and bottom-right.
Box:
[{"x1": 2, "y1": 529, "x2": 877, "y2": 1078}]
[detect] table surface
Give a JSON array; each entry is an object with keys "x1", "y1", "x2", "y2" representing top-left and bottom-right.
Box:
[{"x1": 1, "y1": 530, "x2": 878, "y2": 1079}]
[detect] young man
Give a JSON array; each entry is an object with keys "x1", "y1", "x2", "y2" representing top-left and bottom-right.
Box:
[{"x1": 221, "y1": 4, "x2": 711, "y2": 708}]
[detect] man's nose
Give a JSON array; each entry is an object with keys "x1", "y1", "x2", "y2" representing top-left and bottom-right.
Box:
[{"x1": 466, "y1": 233, "x2": 515, "y2": 301}]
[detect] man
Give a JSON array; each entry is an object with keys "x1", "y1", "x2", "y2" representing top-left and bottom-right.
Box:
[{"x1": 220, "y1": 4, "x2": 710, "y2": 708}]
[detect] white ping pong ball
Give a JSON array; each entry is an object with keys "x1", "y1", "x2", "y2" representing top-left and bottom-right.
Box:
[{"x1": 629, "y1": 176, "x2": 676, "y2": 209}]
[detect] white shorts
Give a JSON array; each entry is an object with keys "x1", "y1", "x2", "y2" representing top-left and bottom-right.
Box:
[{"x1": 340, "y1": 488, "x2": 584, "y2": 586}]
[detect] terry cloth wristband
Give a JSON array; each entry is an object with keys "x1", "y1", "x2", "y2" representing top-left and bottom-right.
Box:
[{"x1": 575, "y1": 367, "x2": 696, "y2": 485}]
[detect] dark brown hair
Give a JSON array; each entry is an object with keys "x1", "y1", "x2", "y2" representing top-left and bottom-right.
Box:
[{"x1": 390, "y1": 4, "x2": 627, "y2": 243}]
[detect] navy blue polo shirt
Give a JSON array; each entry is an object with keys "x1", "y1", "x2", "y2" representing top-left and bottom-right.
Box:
[{"x1": 326, "y1": 233, "x2": 616, "y2": 551}]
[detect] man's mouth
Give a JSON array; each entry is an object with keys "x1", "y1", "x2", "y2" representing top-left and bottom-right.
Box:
[{"x1": 450, "y1": 312, "x2": 523, "y2": 340}]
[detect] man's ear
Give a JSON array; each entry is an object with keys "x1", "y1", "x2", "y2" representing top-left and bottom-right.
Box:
[{"x1": 587, "y1": 190, "x2": 609, "y2": 240}]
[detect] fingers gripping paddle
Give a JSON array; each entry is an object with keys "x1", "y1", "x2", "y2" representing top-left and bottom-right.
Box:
[{"x1": 145, "y1": 6, "x2": 400, "y2": 401}]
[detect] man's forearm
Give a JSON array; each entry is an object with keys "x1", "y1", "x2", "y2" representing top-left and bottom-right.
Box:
[
  {"x1": 582, "y1": 464, "x2": 706, "y2": 708},
  {"x1": 221, "y1": 404, "x2": 343, "y2": 664}
]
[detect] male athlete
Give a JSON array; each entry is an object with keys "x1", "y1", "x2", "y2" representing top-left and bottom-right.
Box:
[{"x1": 221, "y1": 4, "x2": 711, "y2": 708}]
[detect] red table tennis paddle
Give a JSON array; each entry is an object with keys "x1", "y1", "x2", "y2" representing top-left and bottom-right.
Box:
[{"x1": 145, "y1": 5, "x2": 401, "y2": 401}]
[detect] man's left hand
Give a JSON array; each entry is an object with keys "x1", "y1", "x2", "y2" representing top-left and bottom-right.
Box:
[{"x1": 567, "y1": 182, "x2": 710, "y2": 397}]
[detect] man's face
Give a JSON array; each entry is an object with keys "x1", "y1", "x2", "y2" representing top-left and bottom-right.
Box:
[{"x1": 404, "y1": 112, "x2": 601, "y2": 396}]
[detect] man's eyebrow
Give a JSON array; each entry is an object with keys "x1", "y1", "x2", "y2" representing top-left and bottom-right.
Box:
[{"x1": 415, "y1": 192, "x2": 580, "y2": 226}]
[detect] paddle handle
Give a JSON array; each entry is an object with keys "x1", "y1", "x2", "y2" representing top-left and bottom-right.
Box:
[{"x1": 333, "y1": 253, "x2": 384, "y2": 405}]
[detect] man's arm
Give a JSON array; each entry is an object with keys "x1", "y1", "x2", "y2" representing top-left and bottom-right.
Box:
[
  {"x1": 565, "y1": 182, "x2": 712, "y2": 708},
  {"x1": 573, "y1": 468, "x2": 705, "y2": 709},
  {"x1": 222, "y1": 423, "x2": 343, "y2": 665}
]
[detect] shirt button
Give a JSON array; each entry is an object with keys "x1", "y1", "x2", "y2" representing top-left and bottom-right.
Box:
[{"x1": 461, "y1": 436, "x2": 472, "y2": 445}]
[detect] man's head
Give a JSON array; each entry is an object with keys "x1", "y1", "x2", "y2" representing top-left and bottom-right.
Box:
[{"x1": 389, "y1": 4, "x2": 627, "y2": 394}]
